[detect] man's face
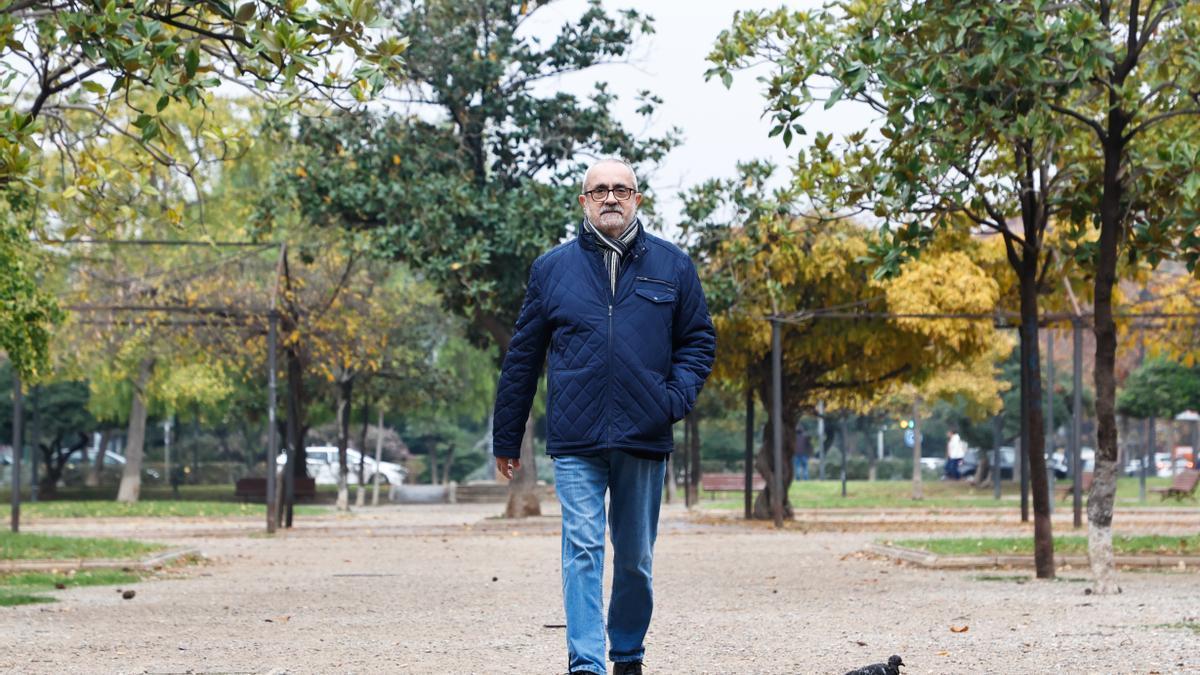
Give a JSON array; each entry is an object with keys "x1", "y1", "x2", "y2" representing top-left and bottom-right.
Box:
[{"x1": 578, "y1": 162, "x2": 643, "y2": 237}]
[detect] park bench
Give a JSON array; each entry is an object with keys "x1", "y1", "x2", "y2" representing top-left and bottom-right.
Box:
[
  {"x1": 1055, "y1": 472, "x2": 1092, "y2": 501},
  {"x1": 234, "y1": 476, "x2": 317, "y2": 503},
  {"x1": 1150, "y1": 469, "x2": 1200, "y2": 502},
  {"x1": 700, "y1": 473, "x2": 765, "y2": 500}
]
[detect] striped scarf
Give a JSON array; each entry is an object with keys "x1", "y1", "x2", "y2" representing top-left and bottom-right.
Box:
[{"x1": 583, "y1": 217, "x2": 641, "y2": 297}]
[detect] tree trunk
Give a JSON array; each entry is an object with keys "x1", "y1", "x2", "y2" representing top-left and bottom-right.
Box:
[
  {"x1": 356, "y1": 392, "x2": 370, "y2": 507},
  {"x1": 504, "y1": 411, "x2": 541, "y2": 518},
  {"x1": 282, "y1": 344, "x2": 308, "y2": 528},
  {"x1": 1087, "y1": 106, "x2": 1129, "y2": 595},
  {"x1": 441, "y1": 444, "x2": 456, "y2": 485},
  {"x1": 117, "y1": 357, "x2": 156, "y2": 503},
  {"x1": 752, "y1": 405, "x2": 796, "y2": 520},
  {"x1": 335, "y1": 377, "x2": 353, "y2": 512},
  {"x1": 664, "y1": 452, "x2": 676, "y2": 503},
  {"x1": 1017, "y1": 264, "x2": 1055, "y2": 579}
]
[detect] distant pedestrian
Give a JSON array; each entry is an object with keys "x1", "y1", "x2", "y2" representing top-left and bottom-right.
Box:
[
  {"x1": 492, "y1": 158, "x2": 716, "y2": 675},
  {"x1": 945, "y1": 429, "x2": 966, "y2": 480},
  {"x1": 794, "y1": 427, "x2": 811, "y2": 481}
]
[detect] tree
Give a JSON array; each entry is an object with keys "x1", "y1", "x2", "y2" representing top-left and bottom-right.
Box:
[
  {"x1": 0, "y1": 0, "x2": 405, "y2": 380},
  {"x1": 279, "y1": 0, "x2": 677, "y2": 517},
  {"x1": 680, "y1": 161, "x2": 1002, "y2": 519},
  {"x1": 705, "y1": 0, "x2": 1118, "y2": 579},
  {"x1": 1025, "y1": 1, "x2": 1200, "y2": 594},
  {"x1": 1117, "y1": 359, "x2": 1200, "y2": 420}
]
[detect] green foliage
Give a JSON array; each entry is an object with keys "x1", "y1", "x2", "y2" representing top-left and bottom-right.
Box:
[
  {"x1": 0, "y1": 199, "x2": 61, "y2": 378},
  {"x1": 278, "y1": 0, "x2": 678, "y2": 349},
  {"x1": 0, "y1": 0, "x2": 407, "y2": 189},
  {"x1": 1117, "y1": 358, "x2": 1200, "y2": 419}
]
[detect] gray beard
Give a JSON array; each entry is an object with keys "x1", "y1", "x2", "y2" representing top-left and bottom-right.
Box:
[{"x1": 588, "y1": 211, "x2": 635, "y2": 237}]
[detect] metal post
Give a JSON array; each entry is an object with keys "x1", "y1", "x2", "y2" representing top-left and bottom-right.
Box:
[
  {"x1": 1045, "y1": 330, "x2": 1054, "y2": 515},
  {"x1": 163, "y1": 419, "x2": 172, "y2": 497},
  {"x1": 1142, "y1": 415, "x2": 1152, "y2": 499},
  {"x1": 744, "y1": 377, "x2": 753, "y2": 520},
  {"x1": 840, "y1": 420, "x2": 848, "y2": 498},
  {"x1": 1019, "y1": 328, "x2": 1030, "y2": 521},
  {"x1": 992, "y1": 415, "x2": 1002, "y2": 500},
  {"x1": 266, "y1": 310, "x2": 279, "y2": 533},
  {"x1": 11, "y1": 373, "x2": 22, "y2": 533},
  {"x1": 29, "y1": 385, "x2": 38, "y2": 503},
  {"x1": 1145, "y1": 417, "x2": 1156, "y2": 504},
  {"x1": 1071, "y1": 318, "x2": 1084, "y2": 528},
  {"x1": 817, "y1": 401, "x2": 826, "y2": 480},
  {"x1": 770, "y1": 319, "x2": 784, "y2": 528}
]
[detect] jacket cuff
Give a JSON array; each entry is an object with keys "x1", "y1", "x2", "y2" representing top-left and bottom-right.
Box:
[{"x1": 493, "y1": 448, "x2": 521, "y2": 459}]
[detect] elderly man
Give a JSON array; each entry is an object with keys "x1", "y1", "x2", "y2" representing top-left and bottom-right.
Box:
[{"x1": 492, "y1": 159, "x2": 716, "y2": 675}]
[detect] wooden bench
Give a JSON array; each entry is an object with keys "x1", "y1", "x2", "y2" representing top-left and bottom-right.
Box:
[
  {"x1": 234, "y1": 476, "x2": 317, "y2": 503},
  {"x1": 1151, "y1": 469, "x2": 1200, "y2": 502},
  {"x1": 700, "y1": 473, "x2": 765, "y2": 500},
  {"x1": 1055, "y1": 472, "x2": 1092, "y2": 501}
]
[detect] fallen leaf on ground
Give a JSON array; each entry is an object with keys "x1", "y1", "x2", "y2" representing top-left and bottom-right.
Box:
[
  {"x1": 121, "y1": 590, "x2": 136, "y2": 600},
  {"x1": 951, "y1": 625, "x2": 969, "y2": 633}
]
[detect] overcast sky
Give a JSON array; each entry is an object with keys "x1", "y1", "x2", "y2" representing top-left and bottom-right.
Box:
[{"x1": 520, "y1": 0, "x2": 872, "y2": 235}]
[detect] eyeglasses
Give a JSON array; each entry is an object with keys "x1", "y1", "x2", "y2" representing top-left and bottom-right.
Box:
[{"x1": 582, "y1": 186, "x2": 636, "y2": 202}]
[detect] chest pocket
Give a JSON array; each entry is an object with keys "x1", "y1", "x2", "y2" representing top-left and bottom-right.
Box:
[{"x1": 634, "y1": 276, "x2": 676, "y2": 304}]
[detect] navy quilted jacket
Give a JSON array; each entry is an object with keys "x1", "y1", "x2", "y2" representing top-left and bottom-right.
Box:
[{"x1": 492, "y1": 224, "x2": 716, "y2": 458}]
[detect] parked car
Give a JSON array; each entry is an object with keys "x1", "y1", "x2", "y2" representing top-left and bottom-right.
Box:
[
  {"x1": 63, "y1": 449, "x2": 162, "y2": 484},
  {"x1": 960, "y1": 446, "x2": 1016, "y2": 480},
  {"x1": 277, "y1": 446, "x2": 406, "y2": 486}
]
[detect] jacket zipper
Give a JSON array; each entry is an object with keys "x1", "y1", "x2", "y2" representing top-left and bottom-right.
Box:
[
  {"x1": 606, "y1": 302, "x2": 613, "y2": 449},
  {"x1": 635, "y1": 275, "x2": 675, "y2": 289}
]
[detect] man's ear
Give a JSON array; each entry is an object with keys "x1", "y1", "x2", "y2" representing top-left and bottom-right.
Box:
[
  {"x1": 578, "y1": 193, "x2": 587, "y2": 208},
  {"x1": 634, "y1": 193, "x2": 644, "y2": 209}
]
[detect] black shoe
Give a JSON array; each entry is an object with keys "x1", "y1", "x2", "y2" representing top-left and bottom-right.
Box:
[{"x1": 613, "y1": 662, "x2": 643, "y2": 675}]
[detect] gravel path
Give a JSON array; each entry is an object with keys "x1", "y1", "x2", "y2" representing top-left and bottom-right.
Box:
[{"x1": 1, "y1": 502, "x2": 1197, "y2": 674}]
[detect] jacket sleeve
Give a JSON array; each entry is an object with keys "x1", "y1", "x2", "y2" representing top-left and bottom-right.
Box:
[
  {"x1": 665, "y1": 255, "x2": 716, "y2": 422},
  {"x1": 492, "y1": 261, "x2": 550, "y2": 458}
]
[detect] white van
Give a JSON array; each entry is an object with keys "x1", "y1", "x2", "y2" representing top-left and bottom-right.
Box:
[{"x1": 277, "y1": 446, "x2": 406, "y2": 486}]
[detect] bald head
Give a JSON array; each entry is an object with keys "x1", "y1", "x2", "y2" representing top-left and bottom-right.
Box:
[
  {"x1": 578, "y1": 158, "x2": 643, "y2": 237},
  {"x1": 582, "y1": 158, "x2": 639, "y2": 193}
]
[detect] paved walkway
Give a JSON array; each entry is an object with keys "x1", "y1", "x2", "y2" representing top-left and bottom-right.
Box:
[{"x1": 2, "y1": 502, "x2": 1197, "y2": 674}]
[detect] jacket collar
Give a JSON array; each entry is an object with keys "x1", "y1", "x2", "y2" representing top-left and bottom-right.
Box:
[{"x1": 578, "y1": 217, "x2": 648, "y2": 260}]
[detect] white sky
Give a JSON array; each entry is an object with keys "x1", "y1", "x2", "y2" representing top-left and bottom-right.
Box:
[{"x1": 520, "y1": 0, "x2": 874, "y2": 235}]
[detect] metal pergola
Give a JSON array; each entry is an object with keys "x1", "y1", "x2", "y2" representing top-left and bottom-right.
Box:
[
  {"x1": 9, "y1": 239, "x2": 287, "y2": 534},
  {"x1": 756, "y1": 301, "x2": 1200, "y2": 529}
]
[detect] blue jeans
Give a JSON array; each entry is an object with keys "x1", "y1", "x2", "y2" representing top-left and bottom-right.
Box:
[{"x1": 554, "y1": 452, "x2": 666, "y2": 674}]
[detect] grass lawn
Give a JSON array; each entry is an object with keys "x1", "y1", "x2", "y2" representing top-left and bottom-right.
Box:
[
  {"x1": 2, "y1": 500, "x2": 327, "y2": 519},
  {"x1": 0, "y1": 531, "x2": 165, "y2": 561},
  {"x1": 700, "y1": 476, "x2": 1176, "y2": 510},
  {"x1": 891, "y1": 533, "x2": 1200, "y2": 557},
  {"x1": 0, "y1": 569, "x2": 143, "y2": 607}
]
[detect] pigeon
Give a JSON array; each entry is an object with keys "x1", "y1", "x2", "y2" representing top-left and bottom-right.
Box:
[{"x1": 844, "y1": 655, "x2": 904, "y2": 675}]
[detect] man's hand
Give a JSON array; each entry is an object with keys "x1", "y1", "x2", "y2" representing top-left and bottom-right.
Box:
[{"x1": 496, "y1": 457, "x2": 521, "y2": 480}]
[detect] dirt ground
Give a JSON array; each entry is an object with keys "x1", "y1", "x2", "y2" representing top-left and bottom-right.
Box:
[{"x1": 2, "y1": 501, "x2": 1198, "y2": 675}]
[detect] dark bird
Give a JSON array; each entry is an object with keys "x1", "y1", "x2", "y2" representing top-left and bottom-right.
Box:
[{"x1": 844, "y1": 654, "x2": 903, "y2": 675}]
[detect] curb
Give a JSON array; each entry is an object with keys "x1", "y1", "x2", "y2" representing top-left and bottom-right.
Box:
[
  {"x1": 864, "y1": 543, "x2": 1200, "y2": 570},
  {"x1": 0, "y1": 547, "x2": 202, "y2": 573}
]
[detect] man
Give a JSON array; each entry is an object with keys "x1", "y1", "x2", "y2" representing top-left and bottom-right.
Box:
[
  {"x1": 945, "y1": 428, "x2": 966, "y2": 480},
  {"x1": 492, "y1": 158, "x2": 716, "y2": 675}
]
